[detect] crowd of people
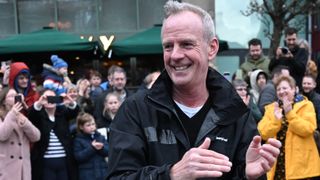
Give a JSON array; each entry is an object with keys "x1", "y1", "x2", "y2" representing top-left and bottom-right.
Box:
[{"x1": 0, "y1": 1, "x2": 319, "y2": 180}]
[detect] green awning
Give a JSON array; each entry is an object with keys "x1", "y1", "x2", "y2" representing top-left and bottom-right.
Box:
[
  {"x1": 0, "y1": 28, "x2": 102, "y2": 55},
  {"x1": 111, "y1": 25, "x2": 229, "y2": 57}
]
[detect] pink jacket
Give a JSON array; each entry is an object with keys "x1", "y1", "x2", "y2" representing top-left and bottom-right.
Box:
[{"x1": 0, "y1": 110, "x2": 40, "y2": 180}]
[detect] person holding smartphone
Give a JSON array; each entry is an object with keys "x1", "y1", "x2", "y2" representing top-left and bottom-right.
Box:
[
  {"x1": 0, "y1": 87, "x2": 40, "y2": 180},
  {"x1": 258, "y1": 75, "x2": 320, "y2": 179},
  {"x1": 28, "y1": 89, "x2": 79, "y2": 180},
  {"x1": 4, "y1": 62, "x2": 40, "y2": 113}
]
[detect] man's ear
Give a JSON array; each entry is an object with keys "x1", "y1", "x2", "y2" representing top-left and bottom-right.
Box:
[{"x1": 208, "y1": 38, "x2": 219, "y2": 60}]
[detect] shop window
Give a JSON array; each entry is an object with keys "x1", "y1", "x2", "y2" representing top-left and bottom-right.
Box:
[
  {"x1": 18, "y1": 0, "x2": 55, "y2": 33},
  {"x1": 0, "y1": 0, "x2": 15, "y2": 37}
]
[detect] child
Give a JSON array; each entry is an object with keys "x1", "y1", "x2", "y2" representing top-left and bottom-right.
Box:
[
  {"x1": 0, "y1": 87, "x2": 40, "y2": 180},
  {"x1": 73, "y1": 112, "x2": 108, "y2": 180},
  {"x1": 42, "y1": 55, "x2": 70, "y2": 96},
  {"x1": 96, "y1": 92, "x2": 121, "y2": 129},
  {"x1": 89, "y1": 70, "x2": 103, "y2": 103}
]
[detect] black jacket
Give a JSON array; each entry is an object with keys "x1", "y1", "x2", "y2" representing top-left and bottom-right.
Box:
[
  {"x1": 269, "y1": 46, "x2": 308, "y2": 88},
  {"x1": 303, "y1": 91, "x2": 320, "y2": 131},
  {"x1": 106, "y1": 68, "x2": 262, "y2": 180},
  {"x1": 28, "y1": 104, "x2": 80, "y2": 180}
]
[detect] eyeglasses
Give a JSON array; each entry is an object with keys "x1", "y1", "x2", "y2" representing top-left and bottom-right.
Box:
[{"x1": 236, "y1": 88, "x2": 247, "y2": 91}]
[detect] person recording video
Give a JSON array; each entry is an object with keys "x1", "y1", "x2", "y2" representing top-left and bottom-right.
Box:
[
  {"x1": 258, "y1": 75, "x2": 320, "y2": 179},
  {"x1": 268, "y1": 27, "x2": 308, "y2": 89}
]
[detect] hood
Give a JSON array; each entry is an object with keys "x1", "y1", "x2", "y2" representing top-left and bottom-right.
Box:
[
  {"x1": 148, "y1": 68, "x2": 248, "y2": 125},
  {"x1": 8, "y1": 62, "x2": 31, "y2": 96},
  {"x1": 250, "y1": 69, "x2": 264, "y2": 93},
  {"x1": 249, "y1": 69, "x2": 267, "y2": 103}
]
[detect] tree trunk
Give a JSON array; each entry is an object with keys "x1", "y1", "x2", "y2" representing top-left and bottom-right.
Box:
[{"x1": 268, "y1": 21, "x2": 284, "y2": 59}]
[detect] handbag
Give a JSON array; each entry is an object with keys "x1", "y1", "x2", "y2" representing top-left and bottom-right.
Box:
[{"x1": 314, "y1": 130, "x2": 320, "y2": 155}]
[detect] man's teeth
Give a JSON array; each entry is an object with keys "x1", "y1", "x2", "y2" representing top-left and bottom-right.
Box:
[{"x1": 175, "y1": 66, "x2": 188, "y2": 70}]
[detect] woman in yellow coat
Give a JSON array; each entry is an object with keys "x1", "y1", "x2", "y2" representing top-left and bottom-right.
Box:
[{"x1": 258, "y1": 75, "x2": 320, "y2": 180}]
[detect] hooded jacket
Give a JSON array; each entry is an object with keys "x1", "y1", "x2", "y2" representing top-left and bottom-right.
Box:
[
  {"x1": 258, "y1": 98, "x2": 320, "y2": 179},
  {"x1": 106, "y1": 68, "x2": 262, "y2": 180},
  {"x1": 8, "y1": 62, "x2": 39, "y2": 108}
]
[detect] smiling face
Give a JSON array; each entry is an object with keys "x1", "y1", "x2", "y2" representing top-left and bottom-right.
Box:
[
  {"x1": 162, "y1": 11, "x2": 218, "y2": 89},
  {"x1": 276, "y1": 79, "x2": 295, "y2": 102},
  {"x1": 302, "y1": 76, "x2": 316, "y2": 93},
  {"x1": 285, "y1": 33, "x2": 297, "y2": 51}
]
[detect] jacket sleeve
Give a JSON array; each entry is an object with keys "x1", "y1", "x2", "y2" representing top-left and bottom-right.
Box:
[
  {"x1": 258, "y1": 84, "x2": 276, "y2": 115},
  {"x1": 258, "y1": 103, "x2": 282, "y2": 140},
  {"x1": 106, "y1": 99, "x2": 172, "y2": 180},
  {"x1": 73, "y1": 137, "x2": 97, "y2": 163},
  {"x1": 287, "y1": 48, "x2": 308, "y2": 75},
  {"x1": 286, "y1": 101, "x2": 316, "y2": 137},
  {"x1": 0, "y1": 110, "x2": 16, "y2": 141},
  {"x1": 97, "y1": 136, "x2": 109, "y2": 157},
  {"x1": 18, "y1": 114, "x2": 41, "y2": 142}
]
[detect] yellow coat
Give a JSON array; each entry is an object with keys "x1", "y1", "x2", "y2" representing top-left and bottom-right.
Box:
[{"x1": 258, "y1": 99, "x2": 320, "y2": 180}]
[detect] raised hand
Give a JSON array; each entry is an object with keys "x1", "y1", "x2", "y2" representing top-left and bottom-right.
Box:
[
  {"x1": 11, "y1": 102, "x2": 23, "y2": 115},
  {"x1": 245, "y1": 136, "x2": 281, "y2": 179},
  {"x1": 274, "y1": 102, "x2": 283, "y2": 120},
  {"x1": 170, "y1": 137, "x2": 232, "y2": 180}
]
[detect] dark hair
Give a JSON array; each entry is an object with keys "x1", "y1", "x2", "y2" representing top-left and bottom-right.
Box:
[
  {"x1": 257, "y1": 71, "x2": 268, "y2": 81},
  {"x1": 89, "y1": 70, "x2": 102, "y2": 79},
  {"x1": 285, "y1": 27, "x2": 297, "y2": 37},
  {"x1": 232, "y1": 79, "x2": 248, "y2": 88},
  {"x1": 271, "y1": 65, "x2": 290, "y2": 79},
  {"x1": 248, "y1": 38, "x2": 262, "y2": 47}
]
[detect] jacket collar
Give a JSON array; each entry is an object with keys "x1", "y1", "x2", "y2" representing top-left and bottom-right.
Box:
[{"x1": 147, "y1": 68, "x2": 248, "y2": 126}]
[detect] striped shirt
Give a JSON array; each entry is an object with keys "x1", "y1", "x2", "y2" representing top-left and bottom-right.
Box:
[{"x1": 44, "y1": 130, "x2": 66, "y2": 158}]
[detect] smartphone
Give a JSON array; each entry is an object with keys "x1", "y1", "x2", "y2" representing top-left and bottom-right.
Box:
[
  {"x1": 47, "y1": 96, "x2": 63, "y2": 104},
  {"x1": 14, "y1": 95, "x2": 22, "y2": 103}
]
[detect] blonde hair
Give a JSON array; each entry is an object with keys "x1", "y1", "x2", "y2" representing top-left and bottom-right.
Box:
[
  {"x1": 274, "y1": 75, "x2": 296, "y2": 89},
  {"x1": 76, "y1": 112, "x2": 95, "y2": 133}
]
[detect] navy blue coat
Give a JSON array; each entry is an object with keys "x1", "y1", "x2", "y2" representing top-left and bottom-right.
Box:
[{"x1": 73, "y1": 131, "x2": 109, "y2": 180}]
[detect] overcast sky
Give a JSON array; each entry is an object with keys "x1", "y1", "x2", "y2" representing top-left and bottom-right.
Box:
[{"x1": 215, "y1": 0, "x2": 269, "y2": 48}]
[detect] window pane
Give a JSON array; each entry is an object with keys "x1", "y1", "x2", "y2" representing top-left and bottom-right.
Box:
[
  {"x1": 138, "y1": 0, "x2": 166, "y2": 29},
  {"x1": 99, "y1": 0, "x2": 137, "y2": 32},
  {"x1": 18, "y1": 0, "x2": 55, "y2": 33},
  {"x1": 0, "y1": 0, "x2": 15, "y2": 37},
  {"x1": 58, "y1": 0, "x2": 97, "y2": 33}
]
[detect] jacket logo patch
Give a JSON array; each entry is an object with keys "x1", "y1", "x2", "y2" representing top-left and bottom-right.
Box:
[
  {"x1": 144, "y1": 127, "x2": 177, "y2": 144},
  {"x1": 215, "y1": 136, "x2": 228, "y2": 142}
]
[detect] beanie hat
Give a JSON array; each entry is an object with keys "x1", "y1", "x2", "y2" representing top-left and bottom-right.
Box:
[{"x1": 51, "y1": 55, "x2": 68, "y2": 69}]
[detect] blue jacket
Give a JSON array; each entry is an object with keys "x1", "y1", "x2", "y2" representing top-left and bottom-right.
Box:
[
  {"x1": 106, "y1": 68, "x2": 263, "y2": 180},
  {"x1": 73, "y1": 131, "x2": 109, "y2": 180}
]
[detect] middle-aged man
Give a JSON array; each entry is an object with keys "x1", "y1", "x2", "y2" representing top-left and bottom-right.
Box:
[
  {"x1": 240, "y1": 38, "x2": 270, "y2": 81},
  {"x1": 106, "y1": 1, "x2": 281, "y2": 180},
  {"x1": 268, "y1": 27, "x2": 308, "y2": 89},
  {"x1": 302, "y1": 75, "x2": 320, "y2": 131}
]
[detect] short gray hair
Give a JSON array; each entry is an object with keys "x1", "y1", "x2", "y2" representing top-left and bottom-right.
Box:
[{"x1": 162, "y1": 1, "x2": 216, "y2": 42}]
